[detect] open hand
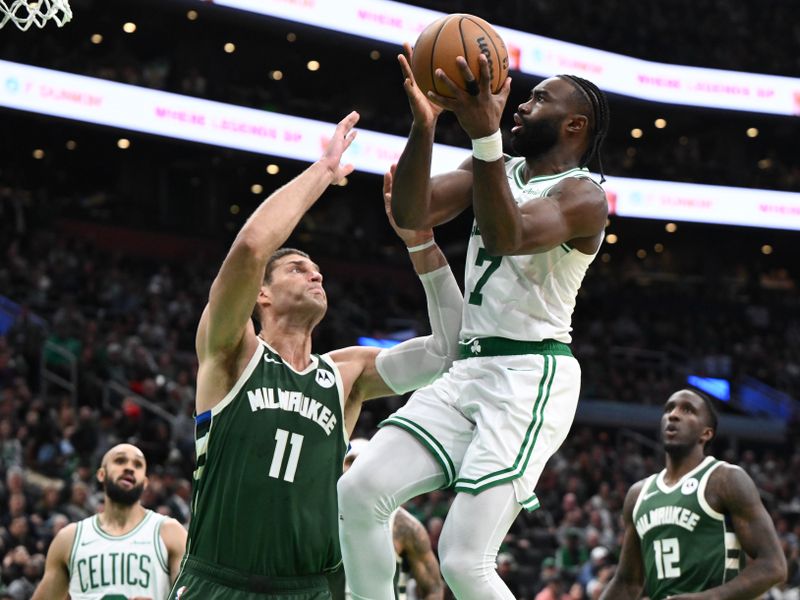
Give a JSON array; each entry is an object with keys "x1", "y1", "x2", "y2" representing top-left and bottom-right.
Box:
[
  {"x1": 320, "y1": 111, "x2": 360, "y2": 183},
  {"x1": 428, "y1": 53, "x2": 511, "y2": 139},
  {"x1": 398, "y1": 42, "x2": 444, "y2": 128}
]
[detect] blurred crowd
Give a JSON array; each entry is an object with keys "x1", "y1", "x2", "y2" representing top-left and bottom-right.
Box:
[
  {"x1": 2, "y1": 184, "x2": 800, "y2": 598},
  {"x1": 1, "y1": 1, "x2": 799, "y2": 597}
]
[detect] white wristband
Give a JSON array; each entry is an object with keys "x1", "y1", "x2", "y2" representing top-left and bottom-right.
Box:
[
  {"x1": 471, "y1": 130, "x2": 503, "y2": 162},
  {"x1": 407, "y1": 239, "x2": 436, "y2": 253}
]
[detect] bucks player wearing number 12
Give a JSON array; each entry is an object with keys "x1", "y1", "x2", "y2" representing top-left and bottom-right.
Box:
[
  {"x1": 600, "y1": 389, "x2": 786, "y2": 600},
  {"x1": 339, "y1": 43, "x2": 610, "y2": 600},
  {"x1": 168, "y1": 112, "x2": 464, "y2": 600}
]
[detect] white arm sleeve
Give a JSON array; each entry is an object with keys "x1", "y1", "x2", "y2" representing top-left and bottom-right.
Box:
[{"x1": 375, "y1": 264, "x2": 463, "y2": 394}]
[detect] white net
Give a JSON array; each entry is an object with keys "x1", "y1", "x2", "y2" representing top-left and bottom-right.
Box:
[{"x1": 0, "y1": 0, "x2": 72, "y2": 30}]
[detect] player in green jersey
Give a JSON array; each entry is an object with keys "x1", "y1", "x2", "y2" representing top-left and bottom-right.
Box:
[
  {"x1": 168, "y1": 112, "x2": 464, "y2": 600},
  {"x1": 600, "y1": 389, "x2": 786, "y2": 600}
]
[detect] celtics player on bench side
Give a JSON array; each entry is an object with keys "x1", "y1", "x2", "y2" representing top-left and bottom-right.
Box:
[
  {"x1": 168, "y1": 112, "x2": 464, "y2": 600},
  {"x1": 32, "y1": 444, "x2": 187, "y2": 600},
  {"x1": 339, "y1": 45, "x2": 610, "y2": 599},
  {"x1": 600, "y1": 389, "x2": 786, "y2": 600}
]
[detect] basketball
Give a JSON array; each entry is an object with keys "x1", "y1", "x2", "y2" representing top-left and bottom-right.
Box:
[{"x1": 410, "y1": 14, "x2": 509, "y2": 99}]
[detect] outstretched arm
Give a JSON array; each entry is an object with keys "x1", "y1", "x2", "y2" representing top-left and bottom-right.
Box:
[
  {"x1": 394, "y1": 508, "x2": 444, "y2": 600},
  {"x1": 197, "y1": 112, "x2": 359, "y2": 362},
  {"x1": 330, "y1": 167, "x2": 463, "y2": 429},
  {"x1": 431, "y1": 55, "x2": 606, "y2": 255},
  {"x1": 599, "y1": 482, "x2": 646, "y2": 600},
  {"x1": 666, "y1": 466, "x2": 787, "y2": 600},
  {"x1": 392, "y1": 42, "x2": 473, "y2": 229},
  {"x1": 31, "y1": 524, "x2": 75, "y2": 600}
]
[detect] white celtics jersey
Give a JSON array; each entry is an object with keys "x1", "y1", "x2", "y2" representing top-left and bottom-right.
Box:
[
  {"x1": 461, "y1": 159, "x2": 602, "y2": 344},
  {"x1": 68, "y1": 510, "x2": 171, "y2": 600}
]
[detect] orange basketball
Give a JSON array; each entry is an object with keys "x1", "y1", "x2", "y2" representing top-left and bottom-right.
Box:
[{"x1": 410, "y1": 14, "x2": 509, "y2": 99}]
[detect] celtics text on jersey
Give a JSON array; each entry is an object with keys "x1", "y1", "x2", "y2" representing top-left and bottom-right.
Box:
[
  {"x1": 68, "y1": 510, "x2": 171, "y2": 600},
  {"x1": 633, "y1": 456, "x2": 744, "y2": 600}
]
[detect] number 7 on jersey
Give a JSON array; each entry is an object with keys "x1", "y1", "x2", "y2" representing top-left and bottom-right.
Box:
[{"x1": 468, "y1": 247, "x2": 502, "y2": 306}]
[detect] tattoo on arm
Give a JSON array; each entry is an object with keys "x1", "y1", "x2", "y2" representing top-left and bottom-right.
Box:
[{"x1": 394, "y1": 510, "x2": 444, "y2": 600}]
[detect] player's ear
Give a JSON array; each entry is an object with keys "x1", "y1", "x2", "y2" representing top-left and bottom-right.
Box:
[
  {"x1": 565, "y1": 113, "x2": 589, "y2": 134},
  {"x1": 700, "y1": 426, "x2": 714, "y2": 446},
  {"x1": 258, "y1": 285, "x2": 272, "y2": 306},
  {"x1": 96, "y1": 466, "x2": 106, "y2": 484}
]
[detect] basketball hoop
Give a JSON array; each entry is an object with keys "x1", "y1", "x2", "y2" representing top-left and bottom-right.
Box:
[{"x1": 0, "y1": 0, "x2": 72, "y2": 30}]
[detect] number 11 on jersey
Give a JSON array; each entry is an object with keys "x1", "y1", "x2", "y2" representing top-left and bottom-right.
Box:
[{"x1": 269, "y1": 428, "x2": 304, "y2": 482}]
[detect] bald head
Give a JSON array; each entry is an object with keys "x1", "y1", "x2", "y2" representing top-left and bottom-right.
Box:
[{"x1": 101, "y1": 443, "x2": 146, "y2": 470}]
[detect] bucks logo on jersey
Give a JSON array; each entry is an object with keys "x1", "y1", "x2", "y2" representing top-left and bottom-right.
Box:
[
  {"x1": 187, "y1": 340, "x2": 347, "y2": 577},
  {"x1": 634, "y1": 457, "x2": 744, "y2": 600}
]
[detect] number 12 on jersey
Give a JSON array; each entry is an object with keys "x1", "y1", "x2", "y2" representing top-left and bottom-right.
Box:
[
  {"x1": 269, "y1": 429, "x2": 304, "y2": 482},
  {"x1": 468, "y1": 248, "x2": 502, "y2": 306},
  {"x1": 654, "y1": 538, "x2": 681, "y2": 579}
]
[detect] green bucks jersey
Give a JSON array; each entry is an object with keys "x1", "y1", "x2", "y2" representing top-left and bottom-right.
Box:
[
  {"x1": 187, "y1": 340, "x2": 348, "y2": 577},
  {"x1": 633, "y1": 456, "x2": 744, "y2": 600}
]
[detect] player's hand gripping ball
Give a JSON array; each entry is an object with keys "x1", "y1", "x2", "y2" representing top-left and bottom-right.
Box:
[{"x1": 410, "y1": 13, "x2": 509, "y2": 98}]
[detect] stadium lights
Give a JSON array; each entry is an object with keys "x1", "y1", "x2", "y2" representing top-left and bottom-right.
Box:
[
  {"x1": 251, "y1": 184, "x2": 263, "y2": 194},
  {"x1": 269, "y1": 70, "x2": 283, "y2": 81},
  {"x1": 370, "y1": 50, "x2": 380, "y2": 60},
  {"x1": 747, "y1": 128, "x2": 759, "y2": 138},
  {"x1": 90, "y1": 33, "x2": 103, "y2": 44},
  {"x1": 117, "y1": 138, "x2": 130, "y2": 149},
  {"x1": 654, "y1": 243, "x2": 664, "y2": 253},
  {"x1": 224, "y1": 43, "x2": 236, "y2": 54},
  {"x1": 266, "y1": 164, "x2": 280, "y2": 175},
  {"x1": 122, "y1": 22, "x2": 136, "y2": 33},
  {"x1": 665, "y1": 223, "x2": 678, "y2": 233},
  {"x1": 230, "y1": 205, "x2": 240, "y2": 214},
  {"x1": 187, "y1": 10, "x2": 198, "y2": 21},
  {"x1": 65, "y1": 140, "x2": 77, "y2": 150},
  {"x1": 307, "y1": 60, "x2": 320, "y2": 71},
  {"x1": 636, "y1": 249, "x2": 647, "y2": 259},
  {"x1": 32, "y1": 149, "x2": 44, "y2": 159},
  {"x1": 631, "y1": 128, "x2": 643, "y2": 139},
  {"x1": 761, "y1": 244, "x2": 773, "y2": 255},
  {"x1": 286, "y1": 33, "x2": 297, "y2": 42},
  {"x1": 654, "y1": 118, "x2": 667, "y2": 129},
  {"x1": 606, "y1": 234, "x2": 618, "y2": 244}
]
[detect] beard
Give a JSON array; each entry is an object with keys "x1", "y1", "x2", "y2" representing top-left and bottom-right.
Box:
[
  {"x1": 104, "y1": 477, "x2": 144, "y2": 506},
  {"x1": 510, "y1": 116, "x2": 561, "y2": 159}
]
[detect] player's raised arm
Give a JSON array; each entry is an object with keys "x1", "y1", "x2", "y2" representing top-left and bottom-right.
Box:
[
  {"x1": 392, "y1": 43, "x2": 473, "y2": 230},
  {"x1": 30, "y1": 523, "x2": 75, "y2": 600},
  {"x1": 197, "y1": 112, "x2": 359, "y2": 361},
  {"x1": 599, "y1": 481, "x2": 646, "y2": 600},
  {"x1": 328, "y1": 166, "x2": 462, "y2": 427}
]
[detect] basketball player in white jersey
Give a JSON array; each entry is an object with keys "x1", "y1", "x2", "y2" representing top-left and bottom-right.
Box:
[
  {"x1": 32, "y1": 443, "x2": 187, "y2": 600},
  {"x1": 338, "y1": 47, "x2": 610, "y2": 599},
  {"x1": 343, "y1": 439, "x2": 444, "y2": 600}
]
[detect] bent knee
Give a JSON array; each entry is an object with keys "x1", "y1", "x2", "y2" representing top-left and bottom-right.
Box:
[{"x1": 337, "y1": 467, "x2": 396, "y2": 520}]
